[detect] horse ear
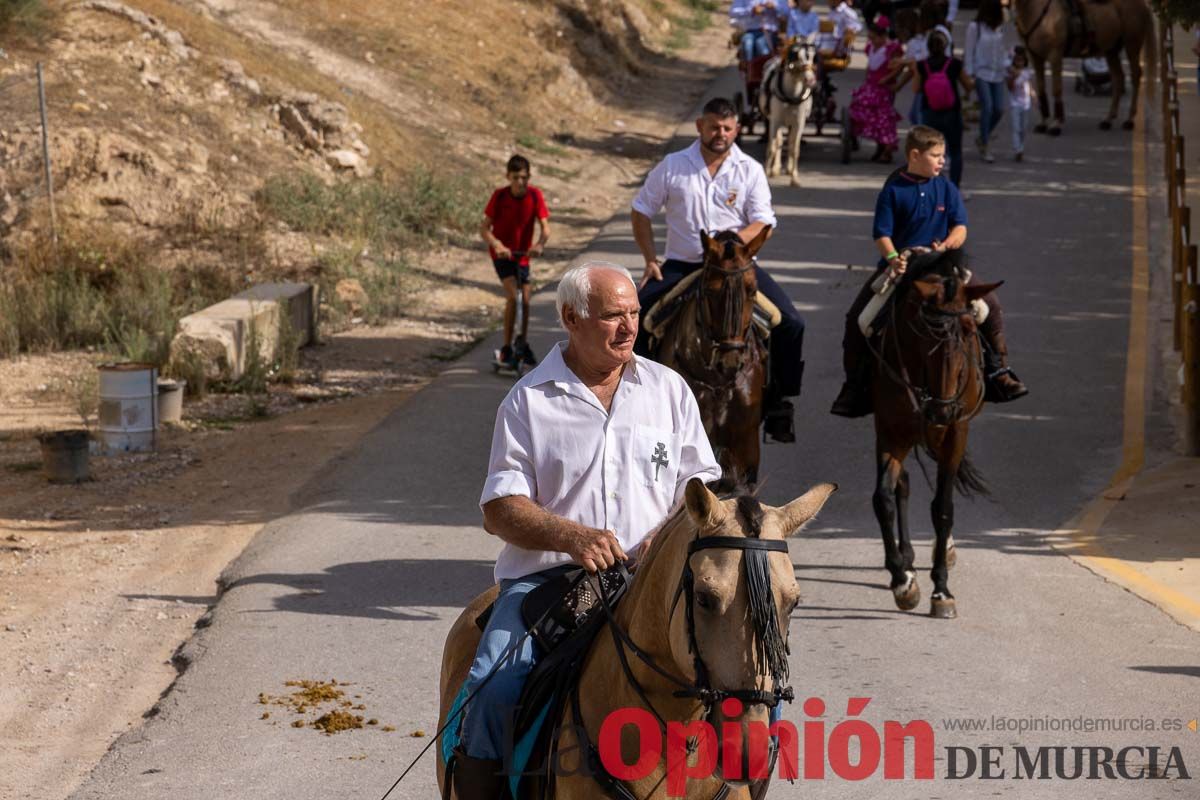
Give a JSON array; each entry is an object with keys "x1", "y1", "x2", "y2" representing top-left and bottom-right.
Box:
[
  {"x1": 743, "y1": 225, "x2": 772, "y2": 258},
  {"x1": 700, "y1": 230, "x2": 713, "y2": 255},
  {"x1": 777, "y1": 483, "x2": 838, "y2": 537},
  {"x1": 685, "y1": 478, "x2": 727, "y2": 529},
  {"x1": 965, "y1": 281, "x2": 1003, "y2": 301}
]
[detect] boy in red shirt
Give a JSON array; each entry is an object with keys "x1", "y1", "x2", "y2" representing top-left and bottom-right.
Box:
[{"x1": 479, "y1": 155, "x2": 551, "y2": 366}]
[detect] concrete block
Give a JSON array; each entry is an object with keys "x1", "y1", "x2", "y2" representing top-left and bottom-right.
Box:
[
  {"x1": 235, "y1": 282, "x2": 319, "y2": 347},
  {"x1": 170, "y1": 282, "x2": 318, "y2": 382}
]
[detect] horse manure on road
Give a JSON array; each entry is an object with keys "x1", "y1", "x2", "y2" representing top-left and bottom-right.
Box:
[
  {"x1": 256, "y1": 678, "x2": 393, "y2": 736},
  {"x1": 312, "y1": 710, "x2": 364, "y2": 735}
]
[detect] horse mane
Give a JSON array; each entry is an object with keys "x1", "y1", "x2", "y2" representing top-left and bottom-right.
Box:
[
  {"x1": 635, "y1": 485, "x2": 763, "y2": 569},
  {"x1": 902, "y1": 248, "x2": 970, "y2": 284},
  {"x1": 710, "y1": 229, "x2": 743, "y2": 263},
  {"x1": 898, "y1": 248, "x2": 971, "y2": 304}
]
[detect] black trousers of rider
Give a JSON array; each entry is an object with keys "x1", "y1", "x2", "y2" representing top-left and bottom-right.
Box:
[
  {"x1": 842, "y1": 263, "x2": 1003, "y2": 374},
  {"x1": 637, "y1": 259, "x2": 806, "y2": 397}
]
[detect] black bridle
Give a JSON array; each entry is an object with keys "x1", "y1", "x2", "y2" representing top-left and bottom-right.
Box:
[
  {"x1": 767, "y1": 42, "x2": 816, "y2": 106},
  {"x1": 697, "y1": 256, "x2": 756, "y2": 359},
  {"x1": 672, "y1": 536, "x2": 793, "y2": 707},
  {"x1": 869, "y1": 280, "x2": 985, "y2": 427}
]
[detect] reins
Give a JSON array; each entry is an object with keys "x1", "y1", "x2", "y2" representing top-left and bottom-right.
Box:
[
  {"x1": 867, "y1": 280, "x2": 985, "y2": 428},
  {"x1": 1016, "y1": 0, "x2": 1055, "y2": 53},
  {"x1": 379, "y1": 572, "x2": 590, "y2": 800}
]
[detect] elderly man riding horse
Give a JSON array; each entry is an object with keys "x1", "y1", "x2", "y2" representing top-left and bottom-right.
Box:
[
  {"x1": 451, "y1": 262, "x2": 722, "y2": 798},
  {"x1": 632, "y1": 96, "x2": 806, "y2": 443}
]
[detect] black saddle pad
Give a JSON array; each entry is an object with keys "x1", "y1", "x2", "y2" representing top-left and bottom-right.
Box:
[{"x1": 510, "y1": 565, "x2": 631, "y2": 798}]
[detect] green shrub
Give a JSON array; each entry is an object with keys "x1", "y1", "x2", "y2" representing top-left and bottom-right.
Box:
[
  {"x1": 0, "y1": 0, "x2": 52, "y2": 38},
  {"x1": 0, "y1": 230, "x2": 236, "y2": 365}
]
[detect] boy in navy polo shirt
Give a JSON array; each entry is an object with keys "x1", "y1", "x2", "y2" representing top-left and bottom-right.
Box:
[
  {"x1": 831, "y1": 125, "x2": 1026, "y2": 417},
  {"x1": 480, "y1": 155, "x2": 551, "y2": 366}
]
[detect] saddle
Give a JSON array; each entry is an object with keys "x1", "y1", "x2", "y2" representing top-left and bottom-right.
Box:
[
  {"x1": 449, "y1": 565, "x2": 633, "y2": 800},
  {"x1": 642, "y1": 270, "x2": 782, "y2": 354}
]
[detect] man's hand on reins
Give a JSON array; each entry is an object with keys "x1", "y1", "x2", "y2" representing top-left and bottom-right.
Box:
[{"x1": 567, "y1": 527, "x2": 628, "y2": 573}]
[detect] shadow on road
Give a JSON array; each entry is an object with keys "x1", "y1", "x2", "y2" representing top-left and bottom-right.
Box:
[{"x1": 224, "y1": 558, "x2": 496, "y2": 620}]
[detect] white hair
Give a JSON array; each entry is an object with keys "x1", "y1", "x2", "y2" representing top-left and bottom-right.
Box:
[{"x1": 555, "y1": 261, "x2": 635, "y2": 329}]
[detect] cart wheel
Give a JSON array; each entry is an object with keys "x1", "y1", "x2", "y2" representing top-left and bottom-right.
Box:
[{"x1": 840, "y1": 107, "x2": 852, "y2": 164}]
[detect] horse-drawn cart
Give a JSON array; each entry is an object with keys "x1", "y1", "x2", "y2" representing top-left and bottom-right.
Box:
[
  {"x1": 807, "y1": 19, "x2": 857, "y2": 163},
  {"x1": 733, "y1": 48, "x2": 774, "y2": 138}
]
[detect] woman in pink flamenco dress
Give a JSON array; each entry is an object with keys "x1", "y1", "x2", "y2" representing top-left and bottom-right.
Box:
[{"x1": 849, "y1": 15, "x2": 905, "y2": 162}]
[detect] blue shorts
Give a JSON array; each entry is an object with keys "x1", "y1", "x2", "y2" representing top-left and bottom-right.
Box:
[{"x1": 493, "y1": 259, "x2": 530, "y2": 286}]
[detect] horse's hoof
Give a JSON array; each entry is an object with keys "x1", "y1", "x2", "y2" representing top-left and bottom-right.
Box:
[
  {"x1": 892, "y1": 571, "x2": 921, "y2": 611},
  {"x1": 1122, "y1": 119, "x2": 1135, "y2": 131},
  {"x1": 1034, "y1": 123, "x2": 1048, "y2": 134},
  {"x1": 930, "y1": 594, "x2": 957, "y2": 619},
  {"x1": 1099, "y1": 119, "x2": 1113, "y2": 131},
  {"x1": 1049, "y1": 127, "x2": 1062, "y2": 137}
]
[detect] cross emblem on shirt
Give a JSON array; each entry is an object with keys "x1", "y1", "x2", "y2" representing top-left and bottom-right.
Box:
[{"x1": 651, "y1": 442, "x2": 669, "y2": 482}]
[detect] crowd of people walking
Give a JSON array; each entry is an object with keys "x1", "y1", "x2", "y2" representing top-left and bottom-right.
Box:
[{"x1": 732, "y1": 0, "x2": 1039, "y2": 188}]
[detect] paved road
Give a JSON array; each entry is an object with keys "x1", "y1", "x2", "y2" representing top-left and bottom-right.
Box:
[{"x1": 68, "y1": 68, "x2": 1199, "y2": 800}]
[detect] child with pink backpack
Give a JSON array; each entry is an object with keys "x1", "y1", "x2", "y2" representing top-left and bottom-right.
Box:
[{"x1": 914, "y1": 29, "x2": 974, "y2": 186}]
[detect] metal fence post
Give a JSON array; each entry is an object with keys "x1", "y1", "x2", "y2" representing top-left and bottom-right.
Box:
[
  {"x1": 36, "y1": 62, "x2": 58, "y2": 248},
  {"x1": 1184, "y1": 246, "x2": 1200, "y2": 456},
  {"x1": 1178, "y1": 205, "x2": 1190, "y2": 351}
]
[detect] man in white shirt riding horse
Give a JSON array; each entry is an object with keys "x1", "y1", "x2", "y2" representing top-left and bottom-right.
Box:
[
  {"x1": 452, "y1": 262, "x2": 721, "y2": 799},
  {"x1": 632, "y1": 96, "x2": 806, "y2": 443}
]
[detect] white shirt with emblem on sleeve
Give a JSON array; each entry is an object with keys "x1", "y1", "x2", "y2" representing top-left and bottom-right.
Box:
[
  {"x1": 480, "y1": 342, "x2": 721, "y2": 581},
  {"x1": 631, "y1": 140, "x2": 776, "y2": 264}
]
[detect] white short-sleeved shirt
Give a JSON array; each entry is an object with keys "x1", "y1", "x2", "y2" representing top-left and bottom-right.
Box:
[
  {"x1": 829, "y1": 2, "x2": 863, "y2": 39},
  {"x1": 480, "y1": 342, "x2": 721, "y2": 581},
  {"x1": 632, "y1": 140, "x2": 776, "y2": 264}
]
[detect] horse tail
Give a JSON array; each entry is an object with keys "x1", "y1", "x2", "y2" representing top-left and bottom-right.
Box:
[
  {"x1": 1144, "y1": 10, "x2": 1159, "y2": 89},
  {"x1": 954, "y1": 452, "x2": 990, "y2": 499}
]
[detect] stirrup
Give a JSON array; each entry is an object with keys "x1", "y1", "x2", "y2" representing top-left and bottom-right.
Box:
[
  {"x1": 984, "y1": 367, "x2": 1029, "y2": 403},
  {"x1": 830, "y1": 381, "x2": 871, "y2": 418}
]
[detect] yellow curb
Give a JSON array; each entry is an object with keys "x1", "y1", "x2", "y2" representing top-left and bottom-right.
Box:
[{"x1": 1053, "y1": 71, "x2": 1200, "y2": 632}]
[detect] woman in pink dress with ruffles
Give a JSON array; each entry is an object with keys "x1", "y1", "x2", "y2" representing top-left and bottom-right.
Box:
[{"x1": 848, "y1": 15, "x2": 905, "y2": 162}]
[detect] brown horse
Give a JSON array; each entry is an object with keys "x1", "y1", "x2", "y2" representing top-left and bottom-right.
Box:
[
  {"x1": 1013, "y1": 0, "x2": 1156, "y2": 134},
  {"x1": 654, "y1": 229, "x2": 772, "y2": 491},
  {"x1": 870, "y1": 250, "x2": 997, "y2": 619},
  {"x1": 437, "y1": 479, "x2": 837, "y2": 799}
]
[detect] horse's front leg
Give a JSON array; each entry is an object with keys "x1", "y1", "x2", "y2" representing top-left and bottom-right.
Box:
[
  {"x1": 875, "y1": 448, "x2": 919, "y2": 610},
  {"x1": 788, "y1": 104, "x2": 807, "y2": 186},
  {"x1": 894, "y1": 464, "x2": 915, "y2": 574},
  {"x1": 929, "y1": 460, "x2": 957, "y2": 619},
  {"x1": 766, "y1": 117, "x2": 782, "y2": 177},
  {"x1": 1123, "y1": 39, "x2": 1144, "y2": 130},
  {"x1": 1100, "y1": 49, "x2": 1124, "y2": 130},
  {"x1": 1049, "y1": 55, "x2": 1065, "y2": 136},
  {"x1": 1033, "y1": 54, "x2": 1050, "y2": 133}
]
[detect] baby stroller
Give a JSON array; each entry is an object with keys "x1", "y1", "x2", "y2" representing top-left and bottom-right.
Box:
[{"x1": 1074, "y1": 57, "x2": 1113, "y2": 97}]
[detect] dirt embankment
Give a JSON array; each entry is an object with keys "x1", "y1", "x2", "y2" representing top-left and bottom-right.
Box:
[{"x1": 0, "y1": 1, "x2": 732, "y2": 798}]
